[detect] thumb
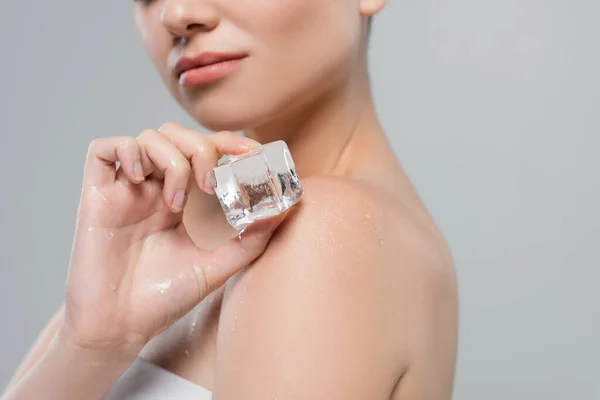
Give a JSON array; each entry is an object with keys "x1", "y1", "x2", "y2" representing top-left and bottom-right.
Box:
[{"x1": 193, "y1": 210, "x2": 289, "y2": 298}]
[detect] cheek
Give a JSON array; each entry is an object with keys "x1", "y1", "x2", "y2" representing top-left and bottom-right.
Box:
[
  {"x1": 251, "y1": 0, "x2": 357, "y2": 65},
  {"x1": 233, "y1": 0, "x2": 338, "y2": 38},
  {"x1": 192, "y1": 0, "x2": 361, "y2": 129},
  {"x1": 236, "y1": 0, "x2": 360, "y2": 90},
  {"x1": 135, "y1": 7, "x2": 173, "y2": 79}
]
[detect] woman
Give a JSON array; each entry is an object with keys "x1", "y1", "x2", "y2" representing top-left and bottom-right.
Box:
[{"x1": 3, "y1": 0, "x2": 458, "y2": 398}]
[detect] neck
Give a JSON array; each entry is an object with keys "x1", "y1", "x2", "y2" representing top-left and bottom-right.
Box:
[
  {"x1": 182, "y1": 61, "x2": 396, "y2": 248},
  {"x1": 243, "y1": 61, "x2": 383, "y2": 179}
]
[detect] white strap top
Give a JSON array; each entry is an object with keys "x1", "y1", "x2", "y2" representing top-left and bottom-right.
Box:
[{"x1": 104, "y1": 357, "x2": 212, "y2": 399}]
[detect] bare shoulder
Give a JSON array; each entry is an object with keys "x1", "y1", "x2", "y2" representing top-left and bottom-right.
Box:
[
  {"x1": 214, "y1": 176, "x2": 458, "y2": 399},
  {"x1": 277, "y1": 175, "x2": 455, "y2": 284}
]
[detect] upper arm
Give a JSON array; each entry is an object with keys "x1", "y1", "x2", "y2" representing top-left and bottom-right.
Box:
[
  {"x1": 213, "y1": 179, "x2": 407, "y2": 399},
  {"x1": 3, "y1": 305, "x2": 64, "y2": 395}
]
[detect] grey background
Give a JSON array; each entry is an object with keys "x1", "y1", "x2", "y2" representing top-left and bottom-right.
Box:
[{"x1": 1, "y1": 1, "x2": 598, "y2": 399}]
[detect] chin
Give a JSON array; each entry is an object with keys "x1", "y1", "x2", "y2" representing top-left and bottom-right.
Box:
[
  {"x1": 190, "y1": 105, "x2": 262, "y2": 132},
  {"x1": 182, "y1": 89, "x2": 280, "y2": 133}
]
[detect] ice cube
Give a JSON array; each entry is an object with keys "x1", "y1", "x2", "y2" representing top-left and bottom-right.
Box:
[{"x1": 211, "y1": 140, "x2": 303, "y2": 230}]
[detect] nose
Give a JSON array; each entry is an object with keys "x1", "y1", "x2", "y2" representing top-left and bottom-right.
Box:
[{"x1": 160, "y1": 0, "x2": 219, "y2": 38}]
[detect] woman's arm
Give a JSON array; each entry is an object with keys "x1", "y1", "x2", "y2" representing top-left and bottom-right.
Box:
[
  {"x1": 2, "y1": 329, "x2": 140, "y2": 400},
  {"x1": 2, "y1": 306, "x2": 64, "y2": 395},
  {"x1": 214, "y1": 178, "x2": 400, "y2": 399},
  {"x1": 213, "y1": 178, "x2": 457, "y2": 399},
  {"x1": 3, "y1": 125, "x2": 288, "y2": 400}
]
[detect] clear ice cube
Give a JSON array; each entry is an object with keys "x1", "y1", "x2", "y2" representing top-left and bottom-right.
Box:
[{"x1": 211, "y1": 140, "x2": 303, "y2": 230}]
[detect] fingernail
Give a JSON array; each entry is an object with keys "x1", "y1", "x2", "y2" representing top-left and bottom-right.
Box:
[
  {"x1": 239, "y1": 136, "x2": 261, "y2": 150},
  {"x1": 204, "y1": 171, "x2": 215, "y2": 195},
  {"x1": 172, "y1": 190, "x2": 186, "y2": 212},
  {"x1": 134, "y1": 161, "x2": 145, "y2": 182}
]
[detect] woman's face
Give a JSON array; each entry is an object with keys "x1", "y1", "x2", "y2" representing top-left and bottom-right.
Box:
[{"x1": 133, "y1": 0, "x2": 382, "y2": 131}]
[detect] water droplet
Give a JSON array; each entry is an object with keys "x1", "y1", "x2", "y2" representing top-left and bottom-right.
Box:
[
  {"x1": 188, "y1": 316, "x2": 197, "y2": 341},
  {"x1": 184, "y1": 349, "x2": 190, "y2": 357},
  {"x1": 237, "y1": 225, "x2": 248, "y2": 241},
  {"x1": 89, "y1": 186, "x2": 107, "y2": 201},
  {"x1": 229, "y1": 285, "x2": 248, "y2": 342},
  {"x1": 149, "y1": 280, "x2": 173, "y2": 294}
]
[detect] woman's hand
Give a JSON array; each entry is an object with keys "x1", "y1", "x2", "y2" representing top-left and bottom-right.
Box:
[{"x1": 61, "y1": 122, "x2": 280, "y2": 358}]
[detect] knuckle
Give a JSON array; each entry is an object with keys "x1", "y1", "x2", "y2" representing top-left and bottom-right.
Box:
[
  {"x1": 136, "y1": 129, "x2": 156, "y2": 142},
  {"x1": 116, "y1": 137, "x2": 136, "y2": 151},
  {"x1": 158, "y1": 121, "x2": 180, "y2": 132},
  {"x1": 88, "y1": 138, "x2": 102, "y2": 153},
  {"x1": 214, "y1": 130, "x2": 236, "y2": 141},
  {"x1": 193, "y1": 264, "x2": 210, "y2": 299},
  {"x1": 175, "y1": 159, "x2": 192, "y2": 175},
  {"x1": 165, "y1": 157, "x2": 191, "y2": 178},
  {"x1": 195, "y1": 137, "x2": 217, "y2": 159},
  {"x1": 195, "y1": 143, "x2": 207, "y2": 154},
  {"x1": 193, "y1": 134, "x2": 213, "y2": 153}
]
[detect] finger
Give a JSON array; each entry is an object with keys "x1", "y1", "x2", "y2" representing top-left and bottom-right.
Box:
[
  {"x1": 209, "y1": 130, "x2": 261, "y2": 155},
  {"x1": 136, "y1": 129, "x2": 192, "y2": 213},
  {"x1": 84, "y1": 137, "x2": 144, "y2": 187},
  {"x1": 114, "y1": 140, "x2": 155, "y2": 183},
  {"x1": 157, "y1": 122, "x2": 216, "y2": 192},
  {"x1": 192, "y1": 211, "x2": 288, "y2": 298},
  {"x1": 157, "y1": 122, "x2": 260, "y2": 194}
]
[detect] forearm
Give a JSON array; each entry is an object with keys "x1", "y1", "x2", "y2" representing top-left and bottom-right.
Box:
[{"x1": 2, "y1": 335, "x2": 138, "y2": 400}]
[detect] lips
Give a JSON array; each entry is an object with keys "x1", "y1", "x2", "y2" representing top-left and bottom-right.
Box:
[{"x1": 174, "y1": 52, "x2": 248, "y2": 79}]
